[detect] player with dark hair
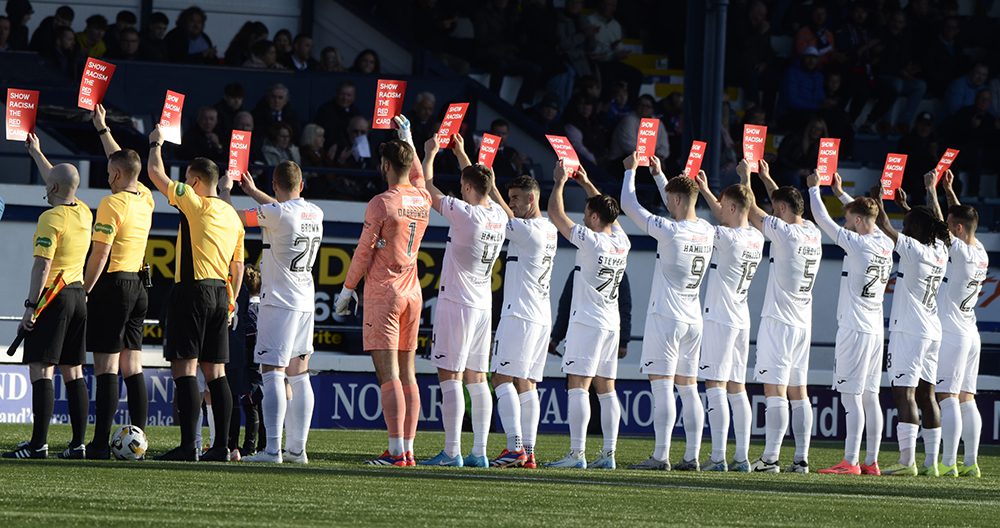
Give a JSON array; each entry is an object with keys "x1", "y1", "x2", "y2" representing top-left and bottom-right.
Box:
[
  {"x1": 148, "y1": 126, "x2": 245, "y2": 462},
  {"x1": 546, "y1": 161, "x2": 630, "y2": 469}
]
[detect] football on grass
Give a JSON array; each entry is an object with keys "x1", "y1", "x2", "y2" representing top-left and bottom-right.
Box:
[{"x1": 110, "y1": 425, "x2": 148, "y2": 460}]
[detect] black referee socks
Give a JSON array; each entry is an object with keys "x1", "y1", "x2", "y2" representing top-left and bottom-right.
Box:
[
  {"x1": 207, "y1": 377, "x2": 233, "y2": 450},
  {"x1": 65, "y1": 378, "x2": 88, "y2": 447},
  {"x1": 175, "y1": 376, "x2": 201, "y2": 451},
  {"x1": 124, "y1": 373, "x2": 148, "y2": 431},
  {"x1": 93, "y1": 373, "x2": 119, "y2": 446},
  {"x1": 30, "y1": 379, "x2": 54, "y2": 448}
]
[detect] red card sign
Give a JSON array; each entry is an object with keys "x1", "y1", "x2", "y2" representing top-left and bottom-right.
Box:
[
  {"x1": 6, "y1": 88, "x2": 39, "y2": 141},
  {"x1": 372, "y1": 79, "x2": 406, "y2": 130},
  {"x1": 435, "y1": 103, "x2": 469, "y2": 148},
  {"x1": 78, "y1": 58, "x2": 115, "y2": 110},
  {"x1": 159, "y1": 90, "x2": 185, "y2": 145},
  {"x1": 683, "y1": 141, "x2": 707, "y2": 179},
  {"x1": 545, "y1": 134, "x2": 580, "y2": 173},
  {"x1": 478, "y1": 133, "x2": 501, "y2": 168},
  {"x1": 932, "y1": 148, "x2": 960, "y2": 185},
  {"x1": 816, "y1": 138, "x2": 840, "y2": 185},
  {"x1": 636, "y1": 118, "x2": 659, "y2": 167},
  {"x1": 880, "y1": 153, "x2": 908, "y2": 200},
  {"x1": 227, "y1": 130, "x2": 252, "y2": 182},
  {"x1": 742, "y1": 124, "x2": 767, "y2": 172}
]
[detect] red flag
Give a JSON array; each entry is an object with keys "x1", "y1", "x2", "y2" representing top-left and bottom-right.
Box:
[
  {"x1": 478, "y1": 133, "x2": 502, "y2": 168},
  {"x1": 78, "y1": 58, "x2": 116, "y2": 110},
  {"x1": 546, "y1": 134, "x2": 580, "y2": 173},
  {"x1": 6, "y1": 88, "x2": 39, "y2": 141},
  {"x1": 435, "y1": 103, "x2": 469, "y2": 148},
  {"x1": 636, "y1": 118, "x2": 659, "y2": 167},
  {"x1": 372, "y1": 79, "x2": 407, "y2": 130},
  {"x1": 816, "y1": 138, "x2": 841, "y2": 185},
  {"x1": 932, "y1": 148, "x2": 960, "y2": 185},
  {"x1": 742, "y1": 124, "x2": 767, "y2": 172},
  {"x1": 880, "y1": 153, "x2": 908, "y2": 200},
  {"x1": 227, "y1": 130, "x2": 252, "y2": 182},
  {"x1": 683, "y1": 140, "x2": 707, "y2": 179},
  {"x1": 159, "y1": 90, "x2": 185, "y2": 145}
]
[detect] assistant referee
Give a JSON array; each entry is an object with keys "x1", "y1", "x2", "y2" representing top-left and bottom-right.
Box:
[
  {"x1": 3, "y1": 134, "x2": 92, "y2": 459},
  {"x1": 147, "y1": 125, "x2": 245, "y2": 462},
  {"x1": 83, "y1": 104, "x2": 156, "y2": 459}
]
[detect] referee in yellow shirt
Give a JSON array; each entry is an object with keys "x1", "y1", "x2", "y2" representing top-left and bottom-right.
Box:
[
  {"x1": 3, "y1": 134, "x2": 92, "y2": 459},
  {"x1": 147, "y1": 125, "x2": 245, "y2": 462},
  {"x1": 82, "y1": 105, "x2": 155, "y2": 459}
]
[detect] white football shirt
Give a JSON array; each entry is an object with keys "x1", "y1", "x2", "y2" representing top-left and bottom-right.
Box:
[
  {"x1": 568, "y1": 224, "x2": 631, "y2": 331},
  {"x1": 938, "y1": 237, "x2": 989, "y2": 335},
  {"x1": 254, "y1": 198, "x2": 324, "y2": 312},
  {"x1": 644, "y1": 216, "x2": 715, "y2": 324},
  {"x1": 761, "y1": 215, "x2": 823, "y2": 329},
  {"x1": 703, "y1": 225, "x2": 765, "y2": 329},
  {"x1": 888, "y1": 234, "x2": 949, "y2": 339},
  {"x1": 501, "y1": 216, "x2": 558, "y2": 325},
  {"x1": 438, "y1": 196, "x2": 508, "y2": 307}
]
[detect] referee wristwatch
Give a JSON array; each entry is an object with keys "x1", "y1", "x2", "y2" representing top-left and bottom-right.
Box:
[
  {"x1": 24, "y1": 299, "x2": 37, "y2": 309},
  {"x1": 97, "y1": 127, "x2": 110, "y2": 135},
  {"x1": 149, "y1": 141, "x2": 163, "y2": 148}
]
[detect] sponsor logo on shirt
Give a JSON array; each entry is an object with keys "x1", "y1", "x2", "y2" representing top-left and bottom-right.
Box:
[
  {"x1": 175, "y1": 183, "x2": 186, "y2": 196},
  {"x1": 94, "y1": 223, "x2": 114, "y2": 235},
  {"x1": 34, "y1": 237, "x2": 52, "y2": 248}
]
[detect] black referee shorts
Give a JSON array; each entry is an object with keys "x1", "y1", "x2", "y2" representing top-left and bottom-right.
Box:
[
  {"x1": 24, "y1": 283, "x2": 87, "y2": 366},
  {"x1": 87, "y1": 272, "x2": 148, "y2": 353},
  {"x1": 164, "y1": 280, "x2": 229, "y2": 363}
]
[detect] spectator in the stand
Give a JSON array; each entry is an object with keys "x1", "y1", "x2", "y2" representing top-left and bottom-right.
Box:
[
  {"x1": 727, "y1": 0, "x2": 775, "y2": 108},
  {"x1": 409, "y1": 92, "x2": 438, "y2": 149},
  {"x1": 299, "y1": 124, "x2": 336, "y2": 167},
  {"x1": 472, "y1": 0, "x2": 543, "y2": 101},
  {"x1": 602, "y1": 80, "x2": 631, "y2": 130},
  {"x1": 945, "y1": 90, "x2": 1000, "y2": 195},
  {"x1": 107, "y1": 27, "x2": 140, "y2": 60},
  {"x1": 819, "y1": 72, "x2": 855, "y2": 157},
  {"x1": 897, "y1": 112, "x2": 938, "y2": 206},
  {"x1": 608, "y1": 94, "x2": 669, "y2": 161},
  {"x1": 781, "y1": 46, "x2": 826, "y2": 119},
  {"x1": 526, "y1": 95, "x2": 562, "y2": 133},
  {"x1": 224, "y1": 21, "x2": 268, "y2": 67},
  {"x1": 253, "y1": 83, "x2": 300, "y2": 141},
  {"x1": 905, "y1": 0, "x2": 939, "y2": 45},
  {"x1": 164, "y1": 6, "x2": 217, "y2": 64},
  {"x1": 273, "y1": 29, "x2": 292, "y2": 66},
  {"x1": 262, "y1": 122, "x2": 302, "y2": 166},
  {"x1": 76, "y1": 14, "x2": 108, "y2": 58},
  {"x1": 29, "y1": 4, "x2": 72, "y2": 54},
  {"x1": 315, "y1": 81, "x2": 359, "y2": 148},
  {"x1": 4, "y1": 0, "x2": 30, "y2": 50},
  {"x1": 317, "y1": 46, "x2": 344, "y2": 73},
  {"x1": 835, "y1": 3, "x2": 880, "y2": 122},
  {"x1": 488, "y1": 119, "x2": 527, "y2": 180},
  {"x1": 350, "y1": 49, "x2": 380, "y2": 74},
  {"x1": 331, "y1": 116, "x2": 373, "y2": 170},
  {"x1": 794, "y1": 4, "x2": 840, "y2": 67},
  {"x1": 213, "y1": 83, "x2": 245, "y2": 138},
  {"x1": 413, "y1": 0, "x2": 468, "y2": 74},
  {"x1": 865, "y1": 10, "x2": 927, "y2": 133},
  {"x1": 0, "y1": 16, "x2": 10, "y2": 51},
  {"x1": 177, "y1": 107, "x2": 227, "y2": 163},
  {"x1": 659, "y1": 91, "x2": 684, "y2": 170},
  {"x1": 283, "y1": 34, "x2": 316, "y2": 71},
  {"x1": 104, "y1": 10, "x2": 137, "y2": 57},
  {"x1": 587, "y1": 0, "x2": 642, "y2": 102},
  {"x1": 232, "y1": 111, "x2": 263, "y2": 163},
  {"x1": 564, "y1": 95, "x2": 606, "y2": 165},
  {"x1": 555, "y1": 0, "x2": 594, "y2": 104},
  {"x1": 139, "y1": 11, "x2": 169, "y2": 62},
  {"x1": 923, "y1": 17, "x2": 967, "y2": 98},
  {"x1": 243, "y1": 39, "x2": 285, "y2": 69},
  {"x1": 774, "y1": 116, "x2": 827, "y2": 189},
  {"x1": 946, "y1": 63, "x2": 990, "y2": 116},
  {"x1": 43, "y1": 25, "x2": 82, "y2": 78}
]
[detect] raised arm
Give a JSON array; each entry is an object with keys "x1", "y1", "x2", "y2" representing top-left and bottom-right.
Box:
[
  {"x1": 422, "y1": 137, "x2": 444, "y2": 212},
  {"x1": 806, "y1": 171, "x2": 842, "y2": 241},
  {"x1": 147, "y1": 126, "x2": 171, "y2": 196},
  {"x1": 487, "y1": 177, "x2": 515, "y2": 220},
  {"x1": 92, "y1": 104, "x2": 122, "y2": 157},
  {"x1": 872, "y1": 187, "x2": 899, "y2": 244},
  {"x1": 575, "y1": 165, "x2": 618, "y2": 228},
  {"x1": 547, "y1": 160, "x2": 576, "y2": 240},
  {"x1": 450, "y1": 133, "x2": 472, "y2": 170},
  {"x1": 238, "y1": 171, "x2": 277, "y2": 205},
  {"x1": 757, "y1": 159, "x2": 778, "y2": 200},
  {"x1": 738, "y1": 159, "x2": 766, "y2": 232},
  {"x1": 923, "y1": 170, "x2": 944, "y2": 221},
  {"x1": 831, "y1": 172, "x2": 853, "y2": 204},
  {"x1": 650, "y1": 155, "x2": 670, "y2": 207},
  {"x1": 695, "y1": 170, "x2": 724, "y2": 222},
  {"x1": 941, "y1": 170, "x2": 960, "y2": 207},
  {"x1": 620, "y1": 152, "x2": 653, "y2": 234},
  {"x1": 894, "y1": 187, "x2": 911, "y2": 214},
  {"x1": 25, "y1": 133, "x2": 54, "y2": 184}
]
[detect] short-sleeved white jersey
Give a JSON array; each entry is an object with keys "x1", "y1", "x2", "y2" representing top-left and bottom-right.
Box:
[
  {"x1": 642, "y1": 216, "x2": 715, "y2": 323},
  {"x1": 938, "y1": 237, "x2": 988, "y2": 335},
  {"x1": 568, "y1": 224, "x2": 631, "y2": 331},
  {"x1": 501, "y1": 216, "x2": 559, "y2": 324},
  {"x1": 760, "y1": 215, "x2": 823, "y2": 329},
  {"x1": 438, "y1": 196, "x2": 508, "y2": 307},
  {"x1": 254, "y1": 198, "x2": 324, "y2": 312},
  {"x1": 888, "y1": 234, "x2": 949, "y2": 339},
  {"x1": 703, "y1": 225, "x2": 765, "y2": 329}
]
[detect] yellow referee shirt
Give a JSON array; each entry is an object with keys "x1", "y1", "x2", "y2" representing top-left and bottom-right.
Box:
[
  {"x1": 93, "y1": 183, "x2": 155, "y2": 273},
  {"x1": 167, "y1": 181, "x2": 244, "y2": 283},
  {"x1": 33, "y1": 201, "x2": 93, "y2": 287}
]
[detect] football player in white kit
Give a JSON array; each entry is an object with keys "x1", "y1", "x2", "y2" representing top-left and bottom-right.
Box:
[
  {"x1": 546, "y1": 160, "x2": 630, "y2": 469},
  {"x1": 221, "y1": 161, "x2": 323, "y2": 464},
  {"x1": 418, "y1": 136, "x2": 508, "y2": 468},
  {"x1": 872, "y1": 173, "x2": 951, "y2": 476},
  {"x1": 620, "y1": 153, "x2": 714, "y2": 471},
  {"x1": 916, "y1": 171, "x2": 986, "y2": 477},
  {"x1": 808, "y1": 172, "x2": 894, "y2": 476},
  {"x1": 746, "y1": 160, "x2": 822, "y2": 474},
  {"x1": 486, "y1": 175, "x2": 558, "y2": 469},
  {"x1": 692, "y1": 165, "x2": 764, "y2": 473}
]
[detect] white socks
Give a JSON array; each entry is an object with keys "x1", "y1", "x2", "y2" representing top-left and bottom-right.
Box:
[
  {"x1": 922, "y1": 427, "x2": 941, "y2": 468},
  {"x1": 440, "y1": 380, "x2": 464, "y2": 457},
  {"x1": 706, "y1": 387, "x2": 729, "y2": 462},
  {"x1": 862, "y1": 391, "x2": 882, "y2": 465},
  {"x1": 650, "y1": 378, "x2": 675, "y2": 461},
  {"x1": 960, "y1": 400, "x2": 981, "y2": 467},
  {"x1": 728, "y1": 391, "x2": 752, "y2": 463},
  {"x1": 763, "y1": 396, "x2": 788, "y2": 463},
  {"x1": 285, "y1": 373, "x2": 314, "y2": 454},
  {"x1": 206, "y1": 404, "x2": 216, "y2": 448},
  {"x1": 598, "y1": 391, "x2": 620, "y2": 454},
  {"x1": 677, "y1": 384, "x2": 704, "y2": 462},
  {"x1": 897, "y1": 422, "x2": 919, "y2": 466},
  {"x1": 262, "y1": 370, "x2": 287, "y2": 455},
  {"x1": 467, "y1": 382, "x2": 492, "y2": 457},
  {"x1": 841, "y1": 392, "x2": 864, "y2": 465},
  {"x1": 495, "y1": 383, "x2": 522, "y2": 451},
  {"x1": 520, "y1": 389, "x2": 540, "y2": 455},
  {"x1": 940, "y1": 397, "x2": 961, "y2": 467},
  {"x1": 790, "y1": 398, "x2": 812, "y2": 463},
  {"x1": 567, "y1": 388, "x2": 590, "y2": 455}
]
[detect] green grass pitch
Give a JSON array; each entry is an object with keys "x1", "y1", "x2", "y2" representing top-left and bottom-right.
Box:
[{"x1": 0, "y1": 424, "x2": 997, "y2": 526}]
